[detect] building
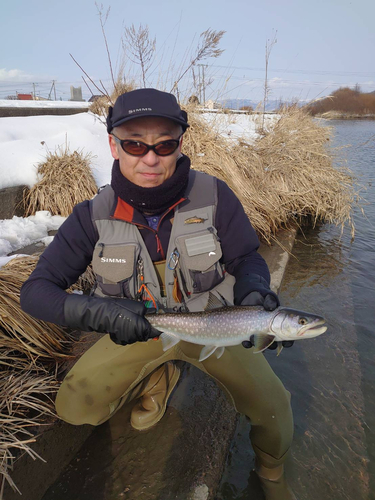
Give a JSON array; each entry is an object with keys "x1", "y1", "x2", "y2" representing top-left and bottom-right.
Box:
[{"x1": 17, "y1": 93, "x2": 33, "y2": 100}]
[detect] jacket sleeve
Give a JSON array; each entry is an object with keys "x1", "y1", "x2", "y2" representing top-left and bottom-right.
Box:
[
  {"x1": 215, "y1": 179, "x2": 273, "y2": 301},
  {"x1": 20, "y1": 200, "x2": 98, "y2": 325}
]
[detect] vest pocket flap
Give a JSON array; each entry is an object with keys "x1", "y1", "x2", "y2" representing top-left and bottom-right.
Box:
[
  {"x1": 92, "y1": 243, "x2": 137, "y2": 283},
  {"x1": 176, "y1": 232, "x2": 222, "y2": 272}
]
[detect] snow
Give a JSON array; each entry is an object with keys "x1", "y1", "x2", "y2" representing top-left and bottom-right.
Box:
[
  {"x1": 0, "y1": 211, "x2": 66, "y2": 257},
  {"x1": 201, "y1": 112, "x2": 280, "y2": 144},
  {"x1": 0, "y1": 112, "x2": 112, "y2": 189}
]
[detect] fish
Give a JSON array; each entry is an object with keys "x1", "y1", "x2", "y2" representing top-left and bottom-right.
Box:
[
  {"x1": 147, "y1": 295, "x2": 327, "y2": 362},
  {"x1": 184, "y1": 216, "x2": 208, "y2": 224}
]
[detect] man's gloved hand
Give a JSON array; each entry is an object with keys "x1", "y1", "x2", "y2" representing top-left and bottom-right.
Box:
[
  {"x1": 234, "y1": 273, "x2": 294, "y2": 351},
  {"x1": 64, "y1": 294, "x2": 161, "y2": 346}
]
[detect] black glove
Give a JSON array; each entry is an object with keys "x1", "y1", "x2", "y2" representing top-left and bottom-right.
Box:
[
  {"x1": 233, "y1": 273, "x2": 294, "y2": 351},
  {"x1": 64, "y1": 294, "x2": 161, "y2": 346}
]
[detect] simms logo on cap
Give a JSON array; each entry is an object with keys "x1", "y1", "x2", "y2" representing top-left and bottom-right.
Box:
[
  {"x1": 101, "y1": 258, "x2": 127, "y2": 263},
  {"x1": 128, "y1": 108, "x2": 152, "y2": 114}
]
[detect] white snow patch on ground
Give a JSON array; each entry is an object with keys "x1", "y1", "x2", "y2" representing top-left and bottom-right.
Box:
[
  {"x1": 201, "y1": 112, "x2": 280, "y2": 144},
  {"x1": 0, "y1": 211, "x2": 65, "y2": 256},
  {"x1": 0, "y1": 254, "x2": 29, "y2": 269},
  {"x1": 0, "y1": 112, "x2": 111, "y2": 190}
]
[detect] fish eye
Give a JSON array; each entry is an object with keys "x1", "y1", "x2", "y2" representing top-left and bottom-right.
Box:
[{"x1": 298, "y1": 317, "x2": 308, "y2": 325}]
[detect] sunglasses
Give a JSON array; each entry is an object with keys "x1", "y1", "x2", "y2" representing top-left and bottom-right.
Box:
[{"x1": 112, "y1": 134, "x2": 182, "y2": 157}]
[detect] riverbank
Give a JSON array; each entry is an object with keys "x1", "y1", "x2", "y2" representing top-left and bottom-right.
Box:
[
  {"x1": 314, "y1": 111, "x2": 375, "y2": 120},
  {"x1": 2, "y1": 228, "x2": 296, "y2": 500}
]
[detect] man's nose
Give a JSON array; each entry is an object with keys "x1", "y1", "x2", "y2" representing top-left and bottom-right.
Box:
[{"x1": 142, "y1": 149, "x2": 159, "y2": 166}]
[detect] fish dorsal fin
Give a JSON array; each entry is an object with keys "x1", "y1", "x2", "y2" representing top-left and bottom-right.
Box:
[
  {"x1": 204, "y1": 292, "x2": 225, "y2": 311},
  {"x1": 253, "y1": 334, "x2": 276, "y2": 353},
  {"x1": 199, "y1": 345, "x2": 220, "y2": 361},
  {"x1": 160, "y1": 332, "x2": 180, "y2": 352},
  {"x1": 215, "y1": 347, "x2": 225, "y2": 359}
]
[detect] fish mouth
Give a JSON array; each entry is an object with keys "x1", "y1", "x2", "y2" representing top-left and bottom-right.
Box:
[{"x1": 298, "y1": 320, "x2": 327, "y2": 337}]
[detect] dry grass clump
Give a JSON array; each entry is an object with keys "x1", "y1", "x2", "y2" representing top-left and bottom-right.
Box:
[
  {"x1": 0, "y1": 373, "x2": 59, "y2": 495},
  {"x1": 183, "y1": 105, "x2": 356, "y2": 242},
  {"x1": 0, "y1": 255, "x2": 94, "y2": 495},
  {"x1": 23, "y1": 146, "x2": 98, "y2": 217},
  {"x1": 89, "y1": 80, "x2": 136, "y2": 118}
]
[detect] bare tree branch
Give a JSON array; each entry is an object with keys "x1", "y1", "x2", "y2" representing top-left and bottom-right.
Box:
[
  {"x1": 95, "y1": 3, "x2": 117, "y2": 92},
  {"x1": 70, "y1": 53, "x2": 109, "y2": 98},
  {"x1": 261, "y1": 30, "x2": 277, "y2": 132},
  {"x1": 123, "y1": 24, "x2": 156, "y2": 87}
]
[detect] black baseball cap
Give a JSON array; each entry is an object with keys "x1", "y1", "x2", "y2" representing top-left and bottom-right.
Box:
[{"x1": 106, "y1": 88, "x2": 189, "y2": 133}]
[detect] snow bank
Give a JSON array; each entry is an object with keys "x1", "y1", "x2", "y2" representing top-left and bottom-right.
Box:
[
  {"x1": 0, "y1": 211, "x2": 66, "y2": 256},
  {"x1": 0, "y1": 112, "x2": 111, "y2": 190}
]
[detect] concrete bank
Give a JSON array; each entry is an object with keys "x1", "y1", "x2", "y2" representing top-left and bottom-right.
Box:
[
  {"x1": 0, "y1": 106, "x2": 89, "y2": 118},
  {"x1": 2, "y1": 230, "x2": 295, "y2": 500}
]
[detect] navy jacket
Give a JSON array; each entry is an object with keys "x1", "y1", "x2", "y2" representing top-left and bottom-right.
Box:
[{"x1": 20, "y1": 178, "x2": 270, "y2": 326}]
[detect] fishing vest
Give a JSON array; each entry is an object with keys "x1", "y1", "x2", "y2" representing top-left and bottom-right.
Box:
[{"x1": 90, "y1": 170, "x2": 235, "y2": 312}]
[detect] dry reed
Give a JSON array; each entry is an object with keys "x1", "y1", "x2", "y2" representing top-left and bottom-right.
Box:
[
  {"x1": 23, "y1": 146, "x2": 98, "y2": 217},
  {"x1": 89, "y1": 80, "x2": 136, "y2": 118},
  {"x1": 183, "y1": 104, "x2": 356, "y2": 242},
  {"x1": 0, "y1": 255, "x2": 95, "y2": 495}
]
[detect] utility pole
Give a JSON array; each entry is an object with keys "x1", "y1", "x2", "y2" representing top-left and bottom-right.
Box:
[
  {"x1": 32, "y1": 83, "x2": 36, "y2": 100},
  {"x1": 197, "y1": 64, "x2": 208, "y2": 106},
  {"x1": 48, "y1": 80, "x2": 57, "y2": 101}
]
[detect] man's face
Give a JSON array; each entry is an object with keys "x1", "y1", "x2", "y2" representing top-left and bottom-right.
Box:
[{"x1": 108, "y1": 117, "x2": 182, "y2": 188}]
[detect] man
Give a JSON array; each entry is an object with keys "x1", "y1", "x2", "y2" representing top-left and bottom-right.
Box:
[{"x1": 21, "y1": 88, "x2": 295, "y2": 500}]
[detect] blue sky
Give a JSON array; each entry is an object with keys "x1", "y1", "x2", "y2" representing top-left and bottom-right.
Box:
[{"x1": 0, "y1": 0, "x2": 374, "y2": 103}]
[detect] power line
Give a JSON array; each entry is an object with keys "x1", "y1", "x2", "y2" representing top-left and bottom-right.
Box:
[{"x1": 209, "y1": 64, "x2": 374, "y2": 78}]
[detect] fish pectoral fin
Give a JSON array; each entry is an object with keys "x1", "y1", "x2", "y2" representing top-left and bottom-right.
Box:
[
  {"x1": 159, "y1": 332, "x2": 180, "y2": 352},
  {"x1": 276, "y1": 343, "x2": 283, "y2": 356},
  {"x1": 199, "y1": 345, "x2": 220, "y2": 362},
  {"x1": 215, "y1": 347, "x2": 225, "y2": 359},
  {"x1": 204, "y1": 292, "x2": 225, "y2": 311},
  {"x1": 253, "y1": 334, "x2": 276, "y2": 353}
]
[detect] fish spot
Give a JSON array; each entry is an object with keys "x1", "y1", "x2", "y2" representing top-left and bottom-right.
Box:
[
  {"x1": 85, "y1": 395, "x2": 94, "y2": 406},
  {"x1": 78, "y1": 378, "x2": 88, "y2": 388},
  {"x1": 67, "y1": 383, "x2": 76, "y2": 392},
  {"x1": 105, "y1": 386, "x2": 112, "y2": 392},
  {"x1": 65, "y1": 374, "x2": 74, "y2": 380},
  {"x1": 110, "y1": 372, "x2": 114, "y2": 376}
]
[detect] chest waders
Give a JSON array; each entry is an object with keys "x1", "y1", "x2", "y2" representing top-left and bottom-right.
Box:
[{"x1": 90, "y1": 170, "x2": 235, "y2": 312}]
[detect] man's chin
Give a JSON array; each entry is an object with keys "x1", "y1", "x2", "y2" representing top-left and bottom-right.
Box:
[{"x1": 136, "y1": 174, "x2": 164, "y2": 188}]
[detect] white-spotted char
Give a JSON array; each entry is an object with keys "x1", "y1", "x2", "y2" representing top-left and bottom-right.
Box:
[{"x1": 147, "y1": 304, "x2": 327, "y2": 361}]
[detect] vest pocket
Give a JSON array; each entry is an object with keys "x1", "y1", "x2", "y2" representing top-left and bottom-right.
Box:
[
  {"x1": 190, "y1": 266, "x2": 224, "y2": 293},
  {"x1": 175, "y1": 230, "x2": 224, "y2": 295},
  {"x1": 92, "y1": 243, "x2": 138, "y2": 298}
]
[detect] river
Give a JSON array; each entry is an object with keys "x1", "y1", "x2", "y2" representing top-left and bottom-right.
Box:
[{"x1": 216, "y1": 120, "x2": 375, "y2": 500}]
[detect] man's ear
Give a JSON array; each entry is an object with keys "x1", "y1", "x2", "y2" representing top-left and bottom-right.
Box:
[{"x1": 108, "y1": 135, "x2": 120, "y2": 160}]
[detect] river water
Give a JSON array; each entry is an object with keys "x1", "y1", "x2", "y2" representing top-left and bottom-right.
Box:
[{"x1": 217, "y1": 120, "x2": 375, "y2": 500}]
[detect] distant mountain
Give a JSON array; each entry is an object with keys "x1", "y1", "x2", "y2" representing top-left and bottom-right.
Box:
[{"x1": 219, "y1": 98, "x2": 307, "y2": 111}]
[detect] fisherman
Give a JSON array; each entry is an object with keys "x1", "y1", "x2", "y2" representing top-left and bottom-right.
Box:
[{"x1": 20, "y1": 88, "x2": 295, "y2": 500}]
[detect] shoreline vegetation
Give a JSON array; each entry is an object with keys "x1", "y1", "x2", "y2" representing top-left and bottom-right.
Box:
[
  {"x1": 306, "y1": 86, "x2": 375, "y2": 120},
  {"x1": 315, "y1": 111, "x2": 375, "y2": 120}
]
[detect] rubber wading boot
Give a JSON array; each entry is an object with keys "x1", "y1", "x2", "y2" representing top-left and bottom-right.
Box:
[
  {"x1": 130, "y1": 362, "x2": 180, "y2": 431},
  {"x1": 256, "y1": 463, "x2": 297, "y2": 500}
]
